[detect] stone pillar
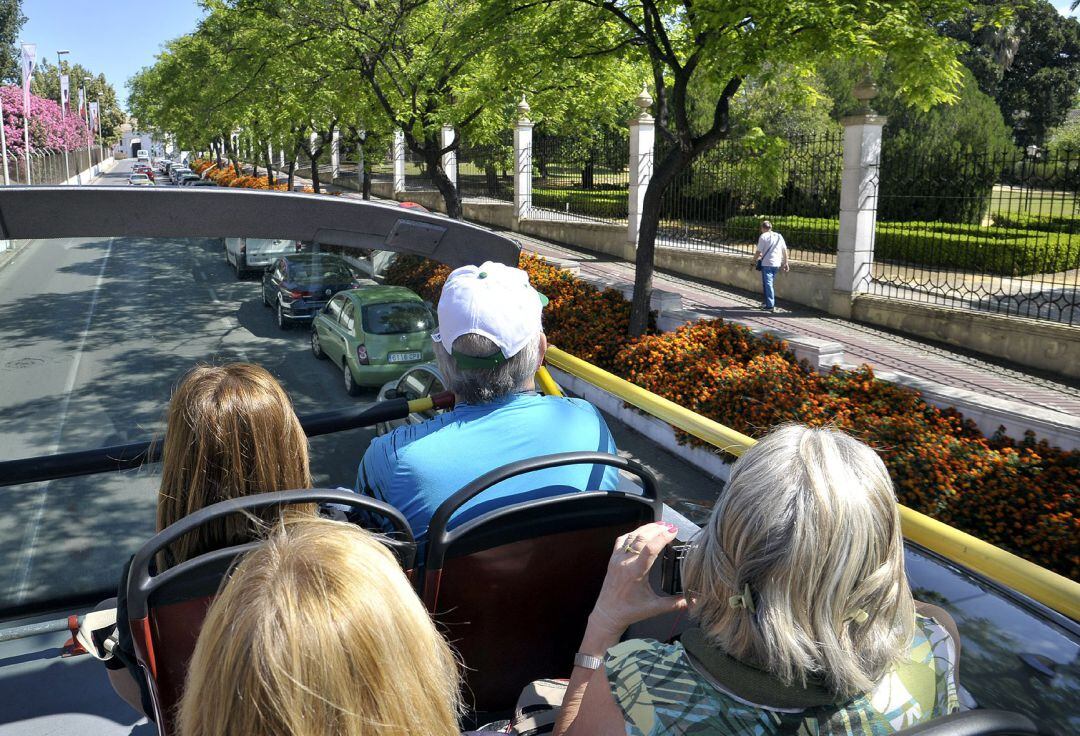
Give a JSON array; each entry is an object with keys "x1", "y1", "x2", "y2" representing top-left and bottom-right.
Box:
[
  {"x1": 627, "y1": 85, "x2": 655, "y2": 249},
  {"x1": 513, "y1": 95, "x2": 533, "y2": 226},
  {"x1": 393, "y1": 129, "x2": 406, "y2": 193},
  {"x1": 441, "y1": 123, "x2": 457, "y2": 188},
  {"x1": 331, "y1": 127, "x2": 340, "y2": 180},
  {"x1": 831, "y1": 78, "x2": 886, "y2": 319}
]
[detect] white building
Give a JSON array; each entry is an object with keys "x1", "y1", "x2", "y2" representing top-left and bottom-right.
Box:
[{"x1": 112, "y1": 122, "x2": 166, "y2": 159}]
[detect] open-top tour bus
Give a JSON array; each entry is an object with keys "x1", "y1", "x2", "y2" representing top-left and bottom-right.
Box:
[{"x1": 0, "y1": 182, "x2": 1075, "y2": 736}]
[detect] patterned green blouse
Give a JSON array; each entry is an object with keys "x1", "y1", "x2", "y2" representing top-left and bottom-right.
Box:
[{"x1": 604, "y1": 614, "x2": 960, "y2": 736}]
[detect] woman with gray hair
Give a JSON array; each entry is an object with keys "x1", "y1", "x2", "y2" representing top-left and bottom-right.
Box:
[{"x1": 555, "y1": 424, "x2": 961, "y2": 735}]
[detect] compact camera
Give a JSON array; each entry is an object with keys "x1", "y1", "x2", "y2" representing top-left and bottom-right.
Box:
[{"x1": 659, "y1": 541, "x2": 692, "y2": 595}]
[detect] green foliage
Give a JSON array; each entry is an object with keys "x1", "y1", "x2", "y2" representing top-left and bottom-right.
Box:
[
  {"x1": 726, "y1": 214, "x2": 1080, "y2": 275},
  {"x1": 940, "y1": 0, "x2": 1080, "y2": 146},
  {"x1": 992, "y1": 211, "x2": 1080, "y2": 233},
  {"x1": 876, "y1": 68, "x2": 1016, "y2": 223},
  {"x1": 0, "y1": 0, "x2": 23, "y2": 84},
  {"x1": 31, "y1": 59, "x2": 123, "y2": 142}
]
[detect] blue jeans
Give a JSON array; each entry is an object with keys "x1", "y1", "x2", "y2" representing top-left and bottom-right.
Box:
[{"x1": 761, "y1": 266, "x2": 780, "y2": 308}]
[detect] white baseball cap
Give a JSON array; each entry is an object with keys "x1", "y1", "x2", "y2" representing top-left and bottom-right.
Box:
[{"x1": 432, "y1": 261, "x2": 548, "y2": 369}]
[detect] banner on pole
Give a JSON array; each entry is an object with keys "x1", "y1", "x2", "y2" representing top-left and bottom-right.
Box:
[
  {"x1": 78, "y1": 87, "x2": 85, "y2": 116},
  {"x1": 89, "y1": 101, "x2": 99, "y2": 132},
  {"x1": 60, "y1": 74, "x2": 69, "y2": 117},
  {"x1": 20, "y1": 43, "x2": 36, "y2": 114}
]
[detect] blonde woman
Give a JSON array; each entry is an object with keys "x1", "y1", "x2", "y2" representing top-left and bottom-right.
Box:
[
  {"x1": 556, "y1": 424, "x2": 961, "y2": 736},
  {"x1": 105, "y1": 363, "x2": 314, "y2": 716},
  {"x1": 178, "y1": 517, "x2": 462, "y2": 736}
]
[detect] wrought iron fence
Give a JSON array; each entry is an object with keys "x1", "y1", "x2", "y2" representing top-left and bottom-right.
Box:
[
  {"x1": 531, "y1": 129, "x2": 629, "y2": 223},
  {"x1": 1, "y1": 147, "x2": 104, "y2": 185},
  {"x1": 871, "y1": 143, "x2": 1080, "y2": 326},
  {"x1": 458, "y1": 133, "x2": 513, "y2": 202},
  {"x1": 403, "y1": 147, "x2": 430, "y2": 191},
  {"x1": 656, "y1": 132, "x2": 844, "y2": 265}
]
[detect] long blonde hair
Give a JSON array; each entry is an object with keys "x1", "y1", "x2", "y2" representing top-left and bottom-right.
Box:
[
  {"x1": 156, "y1": 363, "x2": 311, "y2": 565},
  {"x1": 178, "y1": 518, "x2": 463, "y2": 736},
  {"x1": 682, "y1": 424, "x2": 915, "y2": 697}
]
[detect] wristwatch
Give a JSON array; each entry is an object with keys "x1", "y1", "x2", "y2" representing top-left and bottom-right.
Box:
[{"x1": 573, "y1": 652, "x2": 604, "y2": 671}]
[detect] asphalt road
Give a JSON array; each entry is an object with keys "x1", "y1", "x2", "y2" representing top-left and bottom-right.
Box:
[
  {"x1": 0, "y1": 159, "x2": 720, "y2": 608},
  {"x1": 0, "y1": 160, "x2": 381, "y2": 606}
]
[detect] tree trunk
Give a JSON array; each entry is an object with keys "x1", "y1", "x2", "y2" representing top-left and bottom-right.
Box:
[
  {"x1": 252, "y1": 161, "x2": 260, "y2": 178},
  {"x1": 582, "y1": 158, "x2": 595, "y2": 189},
  {"x1": 484, "y1": 161, "x2": 498, "y2": 196},
  {"x1": 363, "y1": 170, "x2": 371, "y2": 199},
  {"x1": 265, "y1": 143, "x2": 274, "y2": 188},
  {"x1": 287, "y1": 159, "x2": 295, "y2": 190},
  {"x1": 423, "y1": 147, "x2": 462, "y2": 218},
  {"x1": 309, "y1": 150, "x2": 320, "y2": 192},
  {"x1": 629, "y1": 151, "x2": 688, "y2": 336}
]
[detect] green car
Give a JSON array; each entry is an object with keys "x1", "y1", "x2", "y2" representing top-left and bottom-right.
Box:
[{"x1": 310, "y1": 286, "x2": 437, "y2": 395}]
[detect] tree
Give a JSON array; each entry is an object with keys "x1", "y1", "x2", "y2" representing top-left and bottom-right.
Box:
[
  {"x1": 943, "y1": 0, "x2": 1080, "y2": 147},
  {"x1": 31, "y1": 59, "x2": 124, "y2": 143},
  {"x1": 263, "y1": 0, "x2": 639, "y2": 217},
  {"x1": 499, "y1": 0, "x2": 971, "y2": 335},
  {"x1": 0, "y1": 0, "x2": 24, "y2": 84}
]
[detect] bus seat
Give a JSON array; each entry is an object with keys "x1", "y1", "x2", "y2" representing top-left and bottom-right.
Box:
[
  {"x1": 421, "y1": 452, "x2": 661, "y2": 716},
  {"x1": 125, "y1": 489, "x2": 414, "y2": 734}
]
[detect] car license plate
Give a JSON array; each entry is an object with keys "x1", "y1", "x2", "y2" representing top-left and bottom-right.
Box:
[{"x1": 388, "y1": 351, "x2": 422, "y2": 363}]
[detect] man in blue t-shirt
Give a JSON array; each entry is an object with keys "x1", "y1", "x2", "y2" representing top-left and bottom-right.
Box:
[{"x1": 355, "y1": 261, "x2": 620, "y2": 542}]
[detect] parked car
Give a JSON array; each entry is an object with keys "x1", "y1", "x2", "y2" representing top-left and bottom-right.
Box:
[
  {"x1": 225, "y1": 236, "x2": 303, "y2": 278},
  {"x1": 310, "y1": 285, "x2": 437, "y2": 395},
  {"x1": 132, "y1": 164, "x2": 155, "y2": 181},
  {"x1": 374, "y1": 362, "x2": 446, "y2": 433},
  {"x1": 178, "y1": 173, "x2": 202, "y2": 185},
  {"x1": 127, "y1": 173, "x2": 153, "y2": 186},
  {"x1": 187, "y1": 180, "x2": 218, "y2": 187},
  {"x1": 169, "y1": 167, "x2": 192, "y2": 184},
  {"x1": 262, "y1": 253, "x2": 363, "y2": 332}
]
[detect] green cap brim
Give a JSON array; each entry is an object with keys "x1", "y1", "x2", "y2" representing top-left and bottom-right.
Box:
[{"x1": 452, "y1": 348, "x2": 509, "y2": 370}]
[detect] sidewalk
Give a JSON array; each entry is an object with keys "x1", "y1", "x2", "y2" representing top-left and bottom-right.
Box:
[{"x1": 275, "y1": 167, "x2": 1080, "y2": 423}]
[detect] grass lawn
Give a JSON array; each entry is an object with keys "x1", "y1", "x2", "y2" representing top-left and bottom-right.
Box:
[{"x1": 990, "y1": 185, "x2": 1079, "y2": 218}]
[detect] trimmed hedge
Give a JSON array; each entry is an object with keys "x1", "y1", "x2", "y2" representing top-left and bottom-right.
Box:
[
  {"x1": 725, "y1": 215, "x2": 1080, "y2": 276},
  {"x1": 992, "y1": 211, "x2": 1080, "y2": 234},
  {"x1": 386, "y1": 253, "x2": 1078, "y2": 579}
]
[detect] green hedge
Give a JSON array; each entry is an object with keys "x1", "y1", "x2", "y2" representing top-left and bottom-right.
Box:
[
  {"x1": 992, "y1": 211, "x2": 1080, "y2": 234},
  {"x1": 725, "y1": 215, "x2": 1080, "y2": 276}
]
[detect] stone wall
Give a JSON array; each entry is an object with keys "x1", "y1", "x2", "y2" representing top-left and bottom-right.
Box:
[{"x1": 853, "y1": 295, "x2": 1080, "y2": 380}]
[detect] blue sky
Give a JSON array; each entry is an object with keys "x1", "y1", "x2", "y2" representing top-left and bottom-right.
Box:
[
  {"x1": 16, "y1": 1, "x2": 1080, "y2": 112},
  {"x1": 20, "y1": 0, "x2": 206, "y2": 111}
]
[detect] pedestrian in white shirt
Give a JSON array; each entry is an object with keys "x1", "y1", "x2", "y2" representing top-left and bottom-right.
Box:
[{"x1": 754, "y1": 220, "x2": 789, "y2": 312}]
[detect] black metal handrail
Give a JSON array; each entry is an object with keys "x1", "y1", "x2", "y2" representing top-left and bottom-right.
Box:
[{"x1": 0, "y1": 397, "x2": 414, "y2": 488}]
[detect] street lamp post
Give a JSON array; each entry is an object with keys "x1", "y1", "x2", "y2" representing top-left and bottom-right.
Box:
[
  {"x1": 81, "y1": 77, "x2": 92, "y2": 180},
  {"x1": 56, "y1": 50, "x2": 71, "y2": 184}
]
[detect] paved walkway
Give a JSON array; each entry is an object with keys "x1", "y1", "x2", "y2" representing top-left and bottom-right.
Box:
[
  {"x1": 262, "y1": 165, "x2": 1080, "y2": 419},
  {"x1": 516, "y1": 233, "x2": 1080, "y2": 418}
]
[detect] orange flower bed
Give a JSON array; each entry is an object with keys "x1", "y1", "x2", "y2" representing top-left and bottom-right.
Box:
[{"x1": 384, "y1": 253, "x2": 1079, "y2": 578}]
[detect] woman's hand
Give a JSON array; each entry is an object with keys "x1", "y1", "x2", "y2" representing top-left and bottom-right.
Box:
[{"x1": 588, "y1": 522, "x2": 688, "y2": 641}]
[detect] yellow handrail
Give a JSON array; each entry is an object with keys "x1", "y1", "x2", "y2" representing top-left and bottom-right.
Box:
[{"x1": 545, "y1": 345, "x2": 1080, "y2": 621}]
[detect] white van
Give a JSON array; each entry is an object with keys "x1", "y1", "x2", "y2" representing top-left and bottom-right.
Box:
[
  {"x1": 136, "y1": 150, "x2": 150, "y2": 162},
  {"x1": 225, "y1": 237, "x2": 301, "y2": 278}
]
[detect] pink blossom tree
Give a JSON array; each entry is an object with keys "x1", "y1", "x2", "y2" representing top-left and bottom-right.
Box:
[{"x1": 0, "y1": 85, "x2": 93, "y2": 155}]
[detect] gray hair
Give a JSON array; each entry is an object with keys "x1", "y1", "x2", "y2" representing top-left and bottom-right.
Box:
[
  {"x1": 434, "y1": 332, "x2": 541, "y2": 405},
  {"x1": 681, "y1": 424, "x2": 915, "y2": 697},
  {"x1": 760, "y1": 220, "x2": 773, "y2": 230}
]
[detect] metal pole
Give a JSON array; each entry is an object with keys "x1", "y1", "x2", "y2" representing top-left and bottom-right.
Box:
[
  {"x1": 22, "y1": 102, "x2": 30, "y2": 185},
  {"x1": 0, "y1": 94, "x2": 10, "y2": 185},
  {"x1": 81, "y1": 81, "x2": 91, "y2": 181},
  {"x1": 57, "y1": 51, "x2": 70, "y2": 184}
]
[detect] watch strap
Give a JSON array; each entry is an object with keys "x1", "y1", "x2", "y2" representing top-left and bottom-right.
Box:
[{"x1": 573, "y1": 652, "x2": 604, "y2": 671}]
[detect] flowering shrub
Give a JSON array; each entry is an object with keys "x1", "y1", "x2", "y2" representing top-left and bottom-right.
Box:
[
  {"x1": 385, "y1": 253, "x2": 1079, "y2": 578},
  {"x1": 0, "y1": 85, "x2": 93, "y2": 153},
  {"x1": 189, "y1": 159, "x2": 335, "y2": 194}
]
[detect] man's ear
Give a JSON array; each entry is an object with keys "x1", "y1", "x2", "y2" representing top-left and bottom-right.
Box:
[{"x1": 537, "y1": 332, "x2": 548, "y2": 369}]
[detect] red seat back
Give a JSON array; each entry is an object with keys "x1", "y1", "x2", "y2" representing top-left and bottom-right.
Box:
[{"x1": 423, "y1": 492, "x2": 657, "y2": 715}]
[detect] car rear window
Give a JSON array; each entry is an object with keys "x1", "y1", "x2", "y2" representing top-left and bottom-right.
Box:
[
  {"x1": 290, "y1": 261, "x2": 353, "y2": 283},
  {"x1": 362, "y1": 302, "x2": 434, "y2": 335}
]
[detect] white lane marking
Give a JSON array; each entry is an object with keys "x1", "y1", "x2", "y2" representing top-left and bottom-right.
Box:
[{"x1": 12, "y1": 236, "x2": 115, "y2": 603}]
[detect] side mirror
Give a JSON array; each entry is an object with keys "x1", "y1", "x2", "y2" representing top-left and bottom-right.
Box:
[{"x1": 383, "y1": 388, "x2": 401, "y2": 400}]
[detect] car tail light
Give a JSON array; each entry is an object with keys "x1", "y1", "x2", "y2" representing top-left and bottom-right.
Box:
[
  {"x1": 356, "y1": 345, "x2": 369, "y2": 365},
  {"x1": 290, "y1": 289, "x2": 311, "y2": 299},
  {"x1": 239, "y1": 243, "x2": 246, "y2": 256},
  {"x1": 295, "y1": 241, "x2": 303, "y2": 252}
]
